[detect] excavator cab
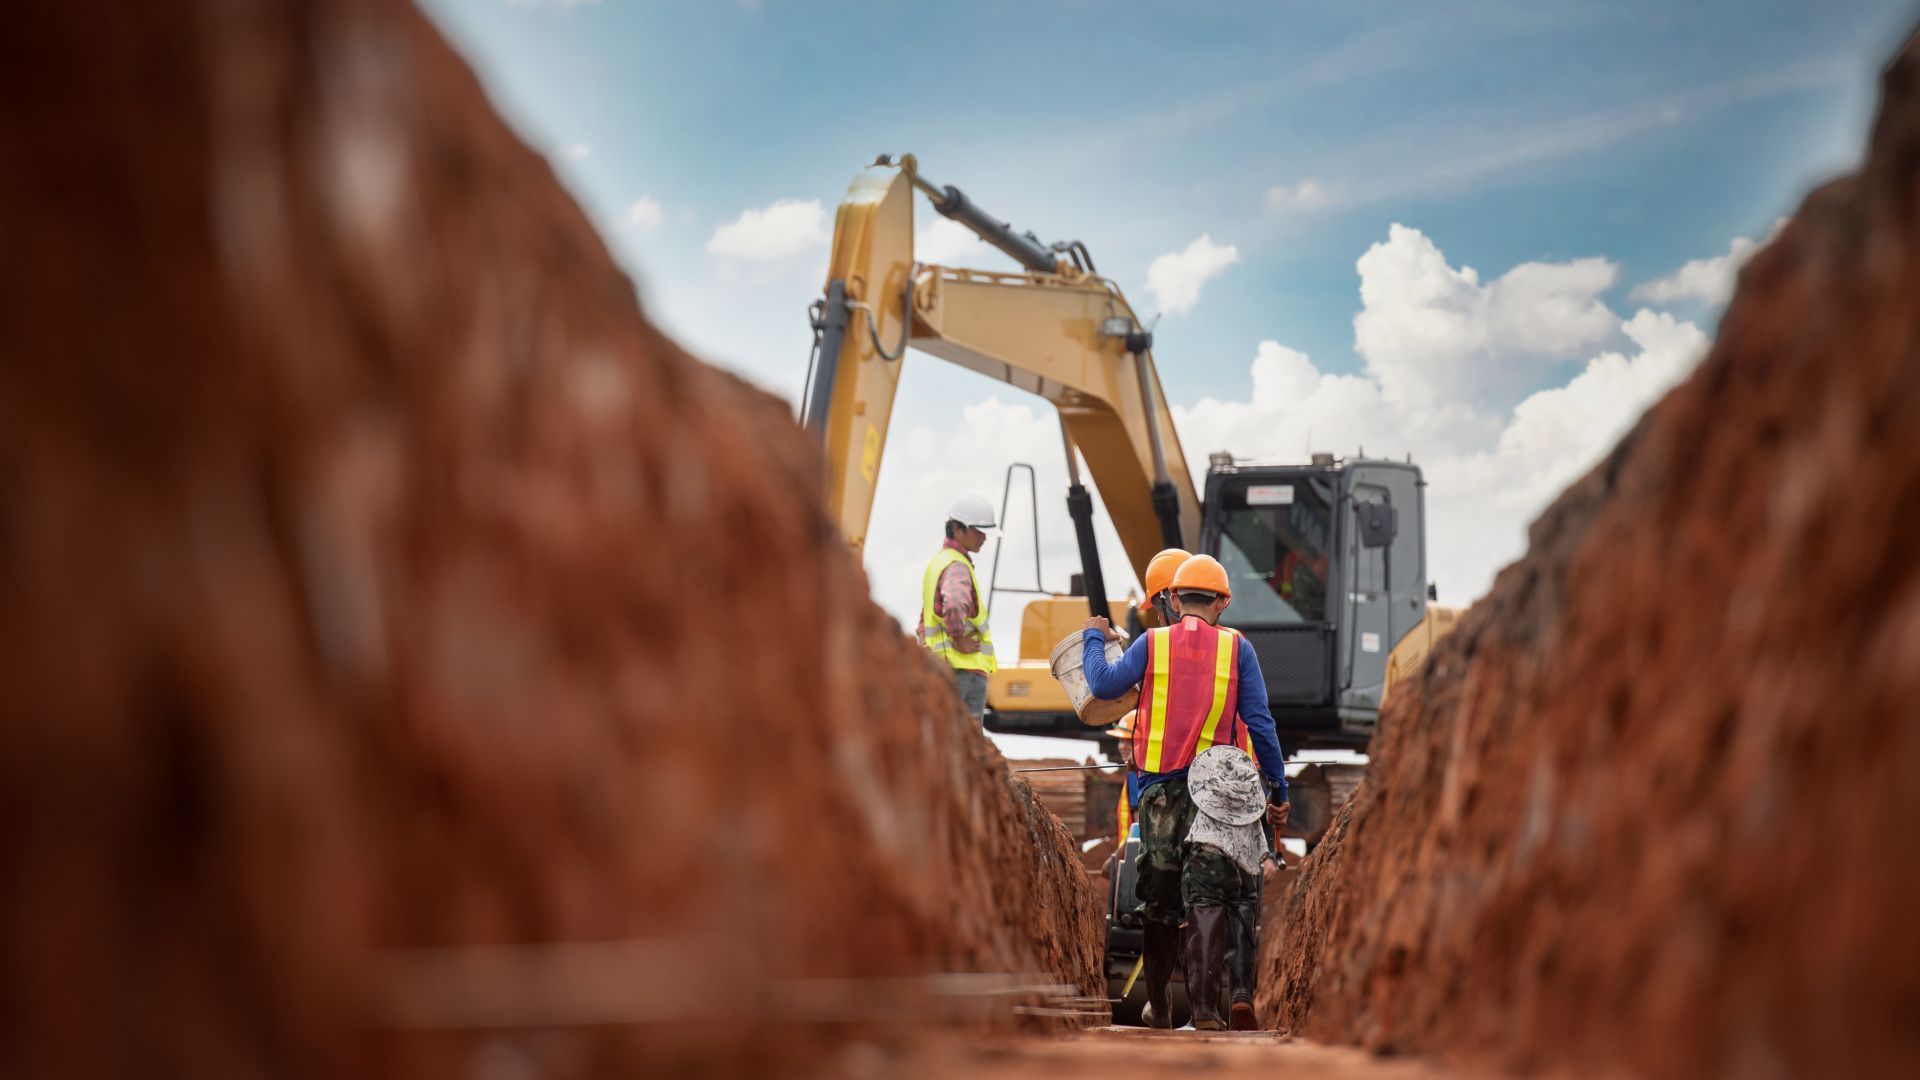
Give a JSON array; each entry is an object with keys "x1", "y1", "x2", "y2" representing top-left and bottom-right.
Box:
[{"x1": 1201, "y1": 454, "x2": 1430, "y2": 752}]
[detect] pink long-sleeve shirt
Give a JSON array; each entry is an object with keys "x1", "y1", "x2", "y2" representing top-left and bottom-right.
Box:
[{"x1": 932, "y1": 539, "x2": 983, "y2": 653}]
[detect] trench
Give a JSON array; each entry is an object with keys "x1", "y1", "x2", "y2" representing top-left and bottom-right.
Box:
[{"x1": 4, "y1": 3, "x2": 1916, "y2": 1079}]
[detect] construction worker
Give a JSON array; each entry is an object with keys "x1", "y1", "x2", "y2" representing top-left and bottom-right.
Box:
[
  {"x1": 921, "y1": 493, "x2": 998, "y2": 719},
  {"x1": 1139, "y1": 550, "x2": 1272, "y2": 1029},
  {"x1": 1081, "y1": 554, "x2": 1289, "y2": 1031},
  {"x1": 1108, "y1": 710, "x2": 1136, "y2": 852},
  {"x1": 1110, "y1": 546, "x2": 1182, "y2": 860},
  {"x1": 1139, "y1": 547, "x2": 1190, "y2": 627}
]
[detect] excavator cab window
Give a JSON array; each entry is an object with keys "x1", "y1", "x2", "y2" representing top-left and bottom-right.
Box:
[{"x1": 1212, "y1": 476, "x2": 1333, "y2": 625}]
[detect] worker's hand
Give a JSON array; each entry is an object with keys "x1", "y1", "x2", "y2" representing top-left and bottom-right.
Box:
[
  {"x1": 1083, "y1": 616, "x2": 1116, "y2": 640},
  {"x1": 1266, "y1": 799, "x2": 1291, "y2": 831}
]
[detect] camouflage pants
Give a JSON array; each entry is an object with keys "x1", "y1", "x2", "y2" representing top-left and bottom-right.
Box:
[{"x1": 1134, "y1": 776, "x2": 1242, "y2": 925}]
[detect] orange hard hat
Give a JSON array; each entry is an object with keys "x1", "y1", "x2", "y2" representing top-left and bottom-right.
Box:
[
  {"x1": 1138, "y1": 548, "x2": 1192, "y2": 612},
  {"x1": 1171, "y1": 554, "x2": 1231, "y2": 600}
]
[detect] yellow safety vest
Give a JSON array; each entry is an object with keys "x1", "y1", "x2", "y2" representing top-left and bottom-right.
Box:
[
  {"x1": 1134, "y1": 618, "x2": 1241, "y2": 774},
  {"x1": 921, "y1": 547, "x2": 996, "y2": 674}
]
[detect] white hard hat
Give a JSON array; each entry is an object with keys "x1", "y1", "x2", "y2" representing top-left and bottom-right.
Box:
[{"x1": 947, "y1": 493, "x2": 997, "y2": 529}]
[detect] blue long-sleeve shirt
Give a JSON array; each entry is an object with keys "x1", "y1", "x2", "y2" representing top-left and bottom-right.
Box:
[{"x1": 1086, "y1": 622, "x2": 1290, "y2": 804}]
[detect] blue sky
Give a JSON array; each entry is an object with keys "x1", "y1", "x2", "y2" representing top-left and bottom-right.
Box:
[{"x1": 421, "y1": 0, "x2": 1913, "y2": 650}]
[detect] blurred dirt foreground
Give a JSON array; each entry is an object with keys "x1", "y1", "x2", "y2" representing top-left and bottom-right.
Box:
[
  {"x1": 1261, "y1": 27, "x2": 1920, "y2": 1080},
  {"x1": 0, "y1": 1, "x2": 1098, "y2": 1076}
]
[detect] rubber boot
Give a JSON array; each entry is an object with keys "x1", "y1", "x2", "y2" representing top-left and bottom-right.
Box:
[
  {"x1": 1185, "y1": 905, "x2": 1230, "y2": 1031},
  {"x1": 1228, "y1": 870, "x2": 1261, "y2": 1030},
  {"x1": 1139, "y1": 920, "x2": 1178, "y2": 1029}
]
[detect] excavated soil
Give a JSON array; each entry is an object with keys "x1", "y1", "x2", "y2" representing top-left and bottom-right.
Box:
[
  {"x1": 0, "y1": 2, "x2": 1098, "y2": 1077},
  {"x1": 1261, "y1": 28, "x2": 1920, "y2": 1080}
]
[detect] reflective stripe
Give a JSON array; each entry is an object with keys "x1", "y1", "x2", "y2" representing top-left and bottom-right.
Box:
[
  {"x1": 926, "y1": 640, "x2": 996, "y2": 657},
  {"x1": 1194, "y1": 629, "x2": 1236, "y2": 751},
  {"x1": 1142, "y1": 631, "x2": 1172, "y2": 773}
]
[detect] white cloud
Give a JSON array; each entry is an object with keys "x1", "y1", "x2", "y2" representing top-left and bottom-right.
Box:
[
  {"x1": 625, "y1": 195, "x2": 664, "y2": 232},
  {"x1": 916, "y1": 217, "x2": 996, "y2": 266},
  {"x1": 1265, "y1": 178, "x2": 1345, "y2": 214},
  {"x1": 1175, "y1": 306, "x2": 1705, "y2": 606},
  {"x1": 705, "y1": 198, "x2": 828, "y2": 262},
  {"x1": 1176, "y1": 341, "x2": 1450, "y2": 464},
  {"x1": 1353, "y1": 224, "x2": 1618, "y2": 407},
  {"x1": 1631, "y1": 220, "x2": 1786, "y2": 306},
  {"x1": 562, "y1": 142, "x2": 592, "y2": 160},
  {"x1": 1490, "y1": 309, "x2": 1708, "y2": 499},
  {"x1": 1146, "y1": 234, "x2": 1240, "y2": 317},
  {"x1": 506, "y1": 0, "x2": 602, "y2": 9}
]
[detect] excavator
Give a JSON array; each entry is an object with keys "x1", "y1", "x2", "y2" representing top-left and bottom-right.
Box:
[{"x1": 802, "y1": 154, "x2": 1460, "y2": 1021}]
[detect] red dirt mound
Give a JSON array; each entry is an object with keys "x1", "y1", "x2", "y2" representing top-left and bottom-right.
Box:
[
  {"x1": 1259, "y1": 28, "x2": 1920, "y2": 1080},
  {"x1": 0, "y1": 1, "x2": 1099, "y2": 1076}
]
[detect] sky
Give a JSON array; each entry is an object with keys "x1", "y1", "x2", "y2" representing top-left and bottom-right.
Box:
[{"x1": 419, "y1": 0, "x2": 1913, "y2": 746}]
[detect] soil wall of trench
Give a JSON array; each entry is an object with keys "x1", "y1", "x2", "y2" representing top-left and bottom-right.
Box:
[
  {"x1": 0, "y1": 2, "x2": 1100, "y2": 1077},
  {"x1": 1259, "y1": 29, "x2": 1920, "y2": 1080}
]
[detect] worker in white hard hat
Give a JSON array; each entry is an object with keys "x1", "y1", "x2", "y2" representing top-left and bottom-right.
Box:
[{"x1": 920, "y1": 493, "x2": 998, "y2": 719}]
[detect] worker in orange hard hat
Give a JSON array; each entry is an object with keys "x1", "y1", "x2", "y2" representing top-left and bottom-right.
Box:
[
  {"x1": 1106, "y1": 710, "x2": 1137, "y2": 853},
  {"x1": 1137, "y1": 548, "x2": 1190, "y2": 627},
  {"x1": 1079, "y1": 552, "x2": 1290, "y2": 1030},
  {"x1": 1116, "y1": 550, "x2": 1184, "y2": 870}
]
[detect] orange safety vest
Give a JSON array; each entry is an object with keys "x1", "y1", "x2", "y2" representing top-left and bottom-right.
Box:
[{"x1": 1132, "y1": 615, "x2": 1244, "y2": 775}]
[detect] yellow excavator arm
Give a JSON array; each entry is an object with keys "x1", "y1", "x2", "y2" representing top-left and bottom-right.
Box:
[{"x1": 802, "y1": 154, "x2": 1202, "y2": 601}]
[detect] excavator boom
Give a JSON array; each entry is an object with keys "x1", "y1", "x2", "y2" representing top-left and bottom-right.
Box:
[{"x1": 803, "y1": 155, "x2": 1201, "y2": 594}]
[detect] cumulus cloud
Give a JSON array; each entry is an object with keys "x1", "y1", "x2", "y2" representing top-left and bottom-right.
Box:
[
  {"x1": 705, "y1": 198, "x2": 828, "y2": 262},
  {"x1": 1173, "y1": 308, "x2": 1706, "y2": 605},
  {"x1": 1353, "y1": 224, "x2": 1618, "y2": 407},
  {"x1": 916, "y1": 217, "x2": 996, "y2": 266},
  {"x1": 562, "y1": 142, "x2": 592, "y2": 160},
  {"x1": 1631, "y1": 220, "x2": 1786, "y2": 306},
  {"x1": 625, "y1": 195, "x2": 664, "y2": 232},
  {"x1": 1265, "y1": 178, "x2": 1345, "y2": 214},
  {"x1": 1146, "y1": 235, "x2": 1240, "y2": 316},
  {"x1": 1490, "y1": 309, "x2": 1708, "y2": 498}
]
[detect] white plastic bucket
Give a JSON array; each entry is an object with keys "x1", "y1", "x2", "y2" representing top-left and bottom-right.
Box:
[{"x1": 1049, "y1": 630, "x2": 1140, "y2": 728}]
